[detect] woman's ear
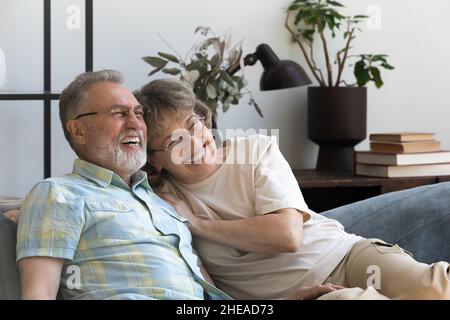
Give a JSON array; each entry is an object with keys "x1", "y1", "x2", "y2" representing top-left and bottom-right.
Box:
[{"x1": 66, "y1": 120, "x2": 86, "y2": 146}]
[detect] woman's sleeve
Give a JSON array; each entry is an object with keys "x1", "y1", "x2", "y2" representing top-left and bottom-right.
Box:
[{"x1": 253, "y1": 135, "x2": 314, "y2": 217}]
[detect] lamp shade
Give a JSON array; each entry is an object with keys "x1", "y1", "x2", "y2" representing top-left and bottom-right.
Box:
[
  {"x1": 226, "y1": 43, "x2": 312, "y2": 91},
  {"x1": 253, "y1": 44, "x2": 312, "y2": 91}
]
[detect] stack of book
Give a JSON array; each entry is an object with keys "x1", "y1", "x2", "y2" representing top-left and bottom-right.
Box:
[{"x1": 355, "y1": 132, "x2": 450, "y2": 178}]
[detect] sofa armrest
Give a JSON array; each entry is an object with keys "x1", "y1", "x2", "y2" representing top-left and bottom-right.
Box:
[{"x1": 0, "y1": 214, "x2": 21, "y2": 299}]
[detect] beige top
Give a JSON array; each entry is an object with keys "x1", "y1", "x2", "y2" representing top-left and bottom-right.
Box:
[{"x1": 162, "y1": 134, "x2": 362, "y2": 299}]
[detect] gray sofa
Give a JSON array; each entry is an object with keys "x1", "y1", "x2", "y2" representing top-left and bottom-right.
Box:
[{"x1": 1, "y1": 182, "x2": 449, "y2": 299}]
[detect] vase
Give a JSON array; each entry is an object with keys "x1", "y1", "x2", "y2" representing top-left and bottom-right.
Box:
[{"x1": 307, "y1": 86, "x2": 367, "y2": 172}]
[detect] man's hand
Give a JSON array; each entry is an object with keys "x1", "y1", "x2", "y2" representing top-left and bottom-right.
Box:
[
  {"x1": 287, "y1": 284, "x2": 345, "y2": 300},
  {"x1": 157, "y1": 193, "x2": 201, "y2": 226},
  {"x1": 3, "y1": 210, "x2": 19, "y2": 223}
]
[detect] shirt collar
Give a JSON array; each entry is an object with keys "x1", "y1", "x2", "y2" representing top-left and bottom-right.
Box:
[
  {"x1": 131, "y1": 170, "x2": 152, "y2": 190},
  {"x1": 73, "y1": 159, "x2": 151, "y2": 190}
]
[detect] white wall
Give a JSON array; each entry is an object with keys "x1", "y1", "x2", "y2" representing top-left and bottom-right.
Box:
[{"x1": 1, "y1": 0, "x2": 450, "y2": 197}]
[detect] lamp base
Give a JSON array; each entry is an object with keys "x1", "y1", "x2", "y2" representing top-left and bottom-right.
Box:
[{"x1": 316, "y1": 146, "x2": 355, "y2": 172}]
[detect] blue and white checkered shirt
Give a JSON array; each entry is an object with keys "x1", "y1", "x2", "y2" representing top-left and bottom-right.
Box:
[{"x1": 17, "y1": 159, "x2": 231, "y2": 300}]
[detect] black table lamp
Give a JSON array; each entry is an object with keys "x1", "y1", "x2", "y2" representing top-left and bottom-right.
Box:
[{"x1": 227, "y1": 43, "x2": 311, "y2": 90}]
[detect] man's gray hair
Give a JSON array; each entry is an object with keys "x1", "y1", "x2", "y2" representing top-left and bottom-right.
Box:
[{"x1": 59, "y1": 69, "x2": 123, "y2": 149}]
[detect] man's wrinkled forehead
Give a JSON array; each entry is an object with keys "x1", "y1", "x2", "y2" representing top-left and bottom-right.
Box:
[{"x1": 85, "y1": 81, "x2": 139, "y2": 110}]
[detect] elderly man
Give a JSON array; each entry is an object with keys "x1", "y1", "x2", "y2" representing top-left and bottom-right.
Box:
[{"x1": 16, "y1": 70, "x2": 230, "y2": 300}]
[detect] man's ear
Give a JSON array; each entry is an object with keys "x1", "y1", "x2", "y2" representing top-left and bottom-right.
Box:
[{"x1": 66, "y1": 120, "x2": 86, "y2": 145}]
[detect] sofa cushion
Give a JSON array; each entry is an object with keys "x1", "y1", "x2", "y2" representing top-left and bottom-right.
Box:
[{"x1": 0, "y1": 214, "x2": 21, "y2": 299}]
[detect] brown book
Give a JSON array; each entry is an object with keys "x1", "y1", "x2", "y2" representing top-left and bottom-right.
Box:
[
  {"x1": 356, "y1": 163, "x2": 450, "y2": 178},
  {"x1": 369, "y1": 132, "x2": 435, "y2": 142},
  {"x1": 356, "y1": 150, "x2": 450, "y2": 166},
  {"x1": 370, "y1": 141, "x2": 441, "y2": 154}
]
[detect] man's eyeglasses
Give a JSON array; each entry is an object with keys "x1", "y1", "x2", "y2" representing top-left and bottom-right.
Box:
[
  {"x1": 73, "y1": 105, "x2": 147, "y2": 120},
  {"x1": 148, "y1": 115, "x2": 205, "y2": 153}
]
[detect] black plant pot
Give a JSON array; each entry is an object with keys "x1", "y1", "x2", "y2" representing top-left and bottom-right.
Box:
[{"x1": 308, "y1": 87, "x2": 367, "y2": 172}]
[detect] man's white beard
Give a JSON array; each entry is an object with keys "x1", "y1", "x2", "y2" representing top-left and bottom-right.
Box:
[
  {"x1": 92, "y1": 129, "x2": 147, "y2": 176},
  {"x1": 116, "y1": 143, "x2": 146, "y2": 173}
]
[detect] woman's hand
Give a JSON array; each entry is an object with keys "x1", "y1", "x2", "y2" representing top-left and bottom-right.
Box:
[
  {"x1": 287, "y1": 284, "x2": 345, "y2": 300},
  {"x1": 157, "y1": 193, "x2": 200, "y2": 226}
]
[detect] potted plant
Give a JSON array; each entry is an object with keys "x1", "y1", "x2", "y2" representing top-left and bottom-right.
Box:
[
  {"x1": 142, "y1": 27, "x2": 262, "y2": 128},
  {"x1": 286, "y1": 0, "x2": 394, "y2": 171}
]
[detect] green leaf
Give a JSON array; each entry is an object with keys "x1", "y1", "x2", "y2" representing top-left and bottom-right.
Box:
[
  {"x1": 222, "y1": 101, "x2": 230, "y2": 113},
  {"x1": 162, "y1": 68, "x2": 181, "y2": 75},
  {"x1": 318, "y1": 20, "x2": 327, "y2": 32},
  {"x1": 145, "y1": 26, "x2": 261, "y2": 117},
  {"x1": 182, "y1": 70, "x2": 200, "y2": 87},
  {"x1": 381, "y1": 62, "x2": 395, "y2": 70},
  {"x1": 371, "y1": 55, "x2": 387, "y2": 63},
  {"x1": 250, "y1": 99, "x2": 263, "y2": 117},
  {"x1": 158, "y1": 52, "x2": 179, "y2": 63},
  {"x1": 326, "y1": 15, "x2": 336, "y2": 31},
  {"x1": 230, "y1": 95, "x2": 240, "y2": 105},
  {"x1": 207, "y1": 69, "x2": 220, "y2": 83},
  {"x1": 220, "y1": 71, "x2": 235, "y2": 87},
  {"x1": 331, "y1": 10, "x2": 345, "y2": 20},
  {"x1": 326, "y1": 0, "x2": 344, "y2": 7},
  {"x1": 369, "y1": 67, "x2": 384, "y2": 88},
  {"x1": 302, "y1": 29, "x2": 315, "y2": 43},
  {"x1": 290, "y1": 0, "x2": 308, "y2": 9},
  {"x1": 206, "y1": 83, "x2": 218, "y2": 99},
  {"x1": 147, "y1": 68, "x2": 162, "y2": 77},
  {"x1": 187, "y1": 59, "x2": 206, "y2": 72},
  {"x1": 142, "y1": 56, "x2": 168, "y2": 69},
  {"x1": 354, "y1": 60, "x2": 370, "y2": 87},
  {"x1": 295, "y1": 9, "x2": 313, "y2": 25}
]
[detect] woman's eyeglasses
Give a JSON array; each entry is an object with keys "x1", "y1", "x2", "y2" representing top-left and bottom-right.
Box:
[{"x1": 149, "y1": 115, "x2": 205, "y2": 153}]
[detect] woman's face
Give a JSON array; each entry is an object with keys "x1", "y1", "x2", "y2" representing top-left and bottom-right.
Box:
[{"x1": 147, "y1": 111, "x2": 219, "y2": 184}]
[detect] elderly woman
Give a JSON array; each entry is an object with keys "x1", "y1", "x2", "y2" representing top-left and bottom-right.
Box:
[{"x1": 135, "y1": 78, "x2": 449, "y2": 300}]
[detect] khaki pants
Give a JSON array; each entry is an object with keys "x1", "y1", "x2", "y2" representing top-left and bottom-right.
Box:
[
  {"x1": 323, "y1": 239, "x2": 450, "y2": 300},
  {"x1": 318, "y1": 286, "x2": 389, "y2": 300}
]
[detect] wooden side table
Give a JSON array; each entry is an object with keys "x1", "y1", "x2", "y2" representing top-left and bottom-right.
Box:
[{"x1": 293, "y1": 170, "x2": 448, "y2": 212}]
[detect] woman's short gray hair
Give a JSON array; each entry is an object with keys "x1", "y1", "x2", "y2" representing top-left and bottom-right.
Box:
[
  {"x1": 59, "y1": 69, "x2": 123, "y2": 148},
  {"x1": 134, "y1": 78, "x2": 211, "y2": 141},
  {"x1": 134, "y1": 78, "x2": 212, "y2": 189}
]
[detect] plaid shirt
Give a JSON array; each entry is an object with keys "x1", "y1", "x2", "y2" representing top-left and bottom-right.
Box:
[{"x1": 17, "y1": 159, "x2": 231, "y2": 300}]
